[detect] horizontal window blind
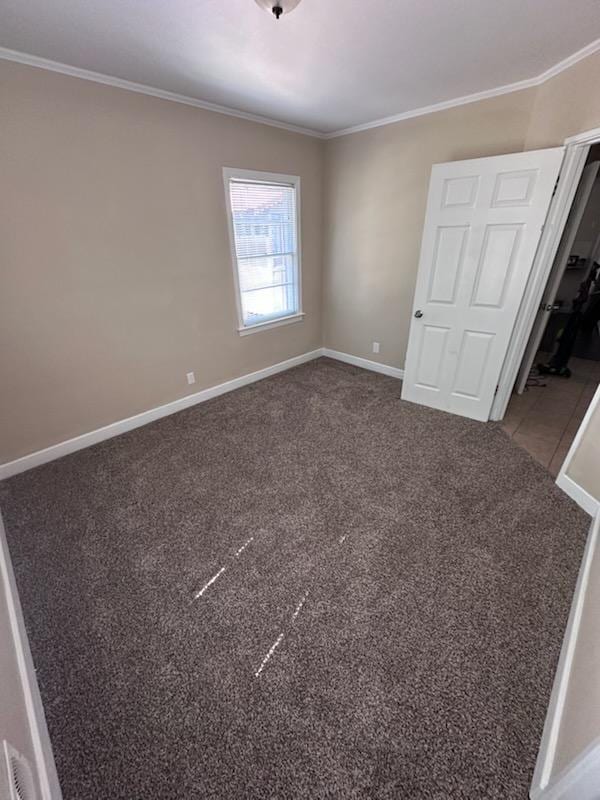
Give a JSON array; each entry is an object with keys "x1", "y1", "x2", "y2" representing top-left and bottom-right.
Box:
[{"x1": 228, "y1": 178, "x2": 299, "y2": 328}]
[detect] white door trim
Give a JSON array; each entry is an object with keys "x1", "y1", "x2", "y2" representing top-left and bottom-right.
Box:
[
  {"x1": 564, "y1": 126, "x2": 600, "y2": 146},
  {"x1": 491, "y1": 127, "x2": 600, "y2": 421},
  {"x1": 515, "y1": 160, "x2": 600, "y2": 394},
  {"x1": 555, "y1": 382, "x2": 600, "y2": 517}
]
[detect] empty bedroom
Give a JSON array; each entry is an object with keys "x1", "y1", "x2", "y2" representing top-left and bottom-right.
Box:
[{"x1": 1, "y1": 2, "x2": 600, "y2": 799}]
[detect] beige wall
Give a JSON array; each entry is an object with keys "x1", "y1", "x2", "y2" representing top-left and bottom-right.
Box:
[
  {"x1": 323, "y1": 53, "x2": 600, "y2": 506},
  {"x1": 322, "y1": 89, "x2": 536, "y2": 368},
  {"x1": 322, "y1": 50, "x2": 600, "y2": 371},
  {"x1": 0, "y1": 60, "x2": 324, "y2": 462},
  {"x1": 526, "y1": 50, "x2": 600, "y2": 149},
  {"x1": 2, "y1": 54, "x2": 599, "y2": 466}
]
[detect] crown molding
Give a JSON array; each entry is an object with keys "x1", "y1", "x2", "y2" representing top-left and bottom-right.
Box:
[
  {"x1": 536, "y1": 36, "x2": 600, "y2": 83},
  {"x1": 323, "y1": 37, "x2": 600, "y2": 139},
  {"x1": 1, "y1": 37, "x2": 599, "y2": 141},
  {"x1": 322, "y1": 76, "x2": 540, "y2": 138},
  {"x1": 0, "y1": 46, "x2": 326, "y2": 139}
]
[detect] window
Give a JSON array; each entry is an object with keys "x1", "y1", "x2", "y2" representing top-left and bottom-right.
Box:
[{"x1": 224, "y1": 168, "x2": 303, "y2": 334}]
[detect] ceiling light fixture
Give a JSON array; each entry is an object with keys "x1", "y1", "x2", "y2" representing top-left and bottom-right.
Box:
[{"x1": 255, "y1": 0, "x2": 302, "y2": 20}]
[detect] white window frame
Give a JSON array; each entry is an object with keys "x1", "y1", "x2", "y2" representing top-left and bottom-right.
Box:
[{"x1": 223, "y1": 167, "x2": 304, "y2": 336}]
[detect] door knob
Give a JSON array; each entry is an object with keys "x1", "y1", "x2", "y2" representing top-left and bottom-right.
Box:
[{"x1": 414, "y1": 310, "x2": 423, "y2": 318}]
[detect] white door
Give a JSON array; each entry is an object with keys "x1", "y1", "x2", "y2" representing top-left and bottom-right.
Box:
[
  {"x1": 401, "y1": 148, "x2": 564, "y2": 421},
  {"x1": 515, "y1": 161, "x2": 600, "y2": 393}
]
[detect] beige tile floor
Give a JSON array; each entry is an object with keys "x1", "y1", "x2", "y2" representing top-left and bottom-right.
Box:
[{"x1": 501, "y1": 354, "x2": 600, "y2": 477}]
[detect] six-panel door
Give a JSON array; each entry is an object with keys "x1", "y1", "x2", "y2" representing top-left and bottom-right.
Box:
[{"x1": 401, "y1": 148, "x2": 564, "y2": 422}]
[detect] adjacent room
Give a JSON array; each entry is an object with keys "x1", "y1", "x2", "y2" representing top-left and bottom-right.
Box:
[
  {"x1": 502, "y1": 143, "x2": 600, "y2": 477},
  {"x1": 1, "y1": 2, "x2": 600, "y2": 799}
]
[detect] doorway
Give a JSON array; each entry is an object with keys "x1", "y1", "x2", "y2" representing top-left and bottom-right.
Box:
[
  {"x1": 398, "y1": 127, "x2": 599, "y2": 510},
  {"x1": 502, "y1": 142, "x2": 600, "y2": 476}
]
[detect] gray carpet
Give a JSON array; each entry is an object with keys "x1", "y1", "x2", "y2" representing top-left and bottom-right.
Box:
[{"x1": 0, "y1": 357, "x2": 590, "y2": 799}]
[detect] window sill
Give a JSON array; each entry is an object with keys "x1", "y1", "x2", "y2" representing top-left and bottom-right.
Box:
[{"x1": 238, "y1": 313, "x2": 305, "y2": 336}]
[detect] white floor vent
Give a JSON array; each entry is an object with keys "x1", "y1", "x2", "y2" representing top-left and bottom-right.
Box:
[{"x1": 1, "y1": 741, "x2": 37, "y2": 800}]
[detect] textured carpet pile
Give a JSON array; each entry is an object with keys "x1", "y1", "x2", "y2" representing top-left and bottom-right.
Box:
[{"x1": 0, "y1": 358, "x2": 590, "y2": 799}]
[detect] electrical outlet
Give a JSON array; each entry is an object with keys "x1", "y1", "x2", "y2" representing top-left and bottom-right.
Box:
[
  {"x1": 186, "y1": 372, "x2": 196, "y2": 385},
  {"x1": 372, "y1": 342, "x2": 380, "y2": 354}
]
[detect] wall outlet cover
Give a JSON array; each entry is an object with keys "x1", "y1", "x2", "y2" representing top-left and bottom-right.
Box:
[{"x1": 186, "y1": 372, "x2": 196, "y2": 385}]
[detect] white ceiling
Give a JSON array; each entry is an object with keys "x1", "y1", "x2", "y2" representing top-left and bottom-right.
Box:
[{"x1": 1, "y1": 0, "x2": 599, "y2": 135}]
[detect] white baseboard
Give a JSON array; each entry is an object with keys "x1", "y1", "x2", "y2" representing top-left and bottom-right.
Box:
[
  {"x1": 322, "y1": 348, "x2": 405, "y2": 380},
  {"x1": 530, "y1": 512, "x2": 600, "y2": 799},
  {"x1": 532, "y1": 737, "x2": 600, "y2": 800},
  {"x1": 0, "y1": 513, "x2": 63, "y2": 799},
  {"x1": 556, "y1": 474, "x2": 600, "y2": 518},
  {"x1": 0, "y1": 347, "x2": 404, "y2": 480},
  {"x1": 0, "y1": 349, "x2": 322, "y2": 480}
]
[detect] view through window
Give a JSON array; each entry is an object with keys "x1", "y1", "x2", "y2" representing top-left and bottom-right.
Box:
[{"x1": 227, "y1": 173, "x2": 301, "y2": 330}]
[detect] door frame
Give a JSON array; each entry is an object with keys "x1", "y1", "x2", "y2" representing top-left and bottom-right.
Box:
[
  {"x1": 515, "y1": 160, "x2": 600, "y2": 394},
  {"x1": 555, "y1": 382, "x2": 600, "y2": 517},
  {"x1": 490, "y1": 126, "x2": 600, "y2": 421}
]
